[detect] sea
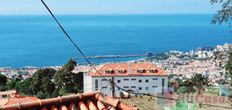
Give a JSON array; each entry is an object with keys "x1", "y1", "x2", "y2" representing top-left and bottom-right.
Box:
[{"x1": 0, "y1": 14, "x2": 231, "y2": 68}]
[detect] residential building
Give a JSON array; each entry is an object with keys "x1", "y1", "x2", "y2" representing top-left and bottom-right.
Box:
[{"x1": 84, "y1": 62, "x2": 168, "y2": 97}]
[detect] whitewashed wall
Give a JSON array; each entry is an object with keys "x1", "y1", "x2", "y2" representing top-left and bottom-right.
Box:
[{"x1": 84, "y1": 75, "x2": 168, "y2": 97}]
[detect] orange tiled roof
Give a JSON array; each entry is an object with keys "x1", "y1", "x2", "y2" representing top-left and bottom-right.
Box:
[
  {"x1": 90, "y1": 62, "x2": 167, "y2": 77},
  {"x1": 0, "y1": 95, "x2": 39, "y2": 106},
  {"x1": 0, "y1": 92, "x2": 136, "y2": 110}
]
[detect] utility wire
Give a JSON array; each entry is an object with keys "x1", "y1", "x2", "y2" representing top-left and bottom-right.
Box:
[
  {"x1": 40, "y1": 0, "x2": 129, "y2": 93},
  {"x1": 41, "y1": 0, "x2": 107, "y2": 79},
  {"x1": 40, "y1": 1, "x2": 232, "y2": 109}
]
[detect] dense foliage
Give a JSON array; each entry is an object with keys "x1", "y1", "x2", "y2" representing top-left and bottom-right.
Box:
[
  {"x1": 0, "y1": 73, "x2": 7, "y2": 91},
  {"x1": 0, "y1": 74, "x2": 7, "y2": 85},
  {"x1": 190, "y1": 74, "x2": 209, "y2": 94},
  {"x1": 1, "y1": 59, "x2": 83, "y2": 99},
  {"x1": 169, "y1": 74, "x2": 208, "y2": 94},
  {"x1": 53, "y1": 59, "x2": 83, "y2": 96}
]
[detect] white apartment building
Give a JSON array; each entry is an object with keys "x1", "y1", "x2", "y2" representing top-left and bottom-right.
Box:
[{"x1": 84, "y1": 62, "x2": 168, "y2": 97}]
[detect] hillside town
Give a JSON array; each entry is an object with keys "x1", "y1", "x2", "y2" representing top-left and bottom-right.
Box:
[
  {"x1": 0, "y1": 43, "x2": 232, "y2": 110},
  {"x1": 1, "y1": 43, "x2": 231, "y2": 83},
  {"x1": 154, "y1": 43, "x2": 231, "y2": 86}
]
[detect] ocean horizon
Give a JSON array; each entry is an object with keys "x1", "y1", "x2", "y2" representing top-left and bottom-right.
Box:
[{"x1": 0, "y1": 14, "x2": 232, "y2": 68}]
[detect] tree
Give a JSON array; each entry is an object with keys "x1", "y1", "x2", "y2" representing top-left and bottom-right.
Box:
[
  {"x1": 177, "y1": 80, "x2": 195, "y2": 94},
  {"x1": 211, "y1": 0, "x2": 232, "y2": 29},
  {"x1": 53, "y1": 59, "x2": 83, "y2": 96},
  {"x1": 5, "y1": 78, "x2": 21, "y2": 90},
  {"x1": 190, "y1": 74, "x2": 208, "y2": 94},
  {"x1": 15, "y1": 78, "x2": 32, "y2": 95},
  {"x1": 60, "y1": 59, "x2": 77, "y2": 72},
  {"x1": 2, "y1": 59, "x2": 83, "y2": 99},
  {"x1": 0, "y1": 74, "x2": 7, "y2": 86},
  {"x1": 29, "y1": 68, "x2": 56, "y2": 98},
  {"x1": 0, "y1": 73, "x2": 7, "y2": 91}
]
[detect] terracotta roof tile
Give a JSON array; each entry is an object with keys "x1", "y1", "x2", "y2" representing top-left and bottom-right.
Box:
[
  {"x1": 90, "y1": 62, "x2": 167, "y2": 77},
  {"x1": 60, "y1": 105, "x2": 68, "y2": 110},
  {"x1": 97, "y1": 100, "x2": 107, "y2": 110},
  {"x1": 0, "y1": 95, "x2": 39, "y2": 106},
  {"x1": 51, "y1": 106, "x2": 58, "y2": 110},
  {"x1": 0, "y1": 92, "x2": 136, "y2": 110},
  {"x1": 79, "y1": 101, "x2": 88, "y2": 110},
  {"x1": 69, "y1": 103, "x2": 77, "y2": 110},
  {"x1": 87, "y1": 100, "x2": 98, "y2": 110}
]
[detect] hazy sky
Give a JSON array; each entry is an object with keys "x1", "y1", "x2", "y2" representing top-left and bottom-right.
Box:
[{"x1": 0, "y1": 0, "x2": 218, "y2": 15}]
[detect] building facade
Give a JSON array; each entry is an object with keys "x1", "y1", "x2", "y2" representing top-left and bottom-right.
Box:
[{"x1": 84, "y1": 62, "x2": 168, "y2": 97}]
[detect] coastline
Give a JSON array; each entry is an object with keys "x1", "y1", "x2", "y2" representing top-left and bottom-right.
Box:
[
  {"x1": 0, "y1": 14, "x2": 231, "y2": 67},
  {"x1": 0, "y1": 43, "x2": 230, "y2": 69}
]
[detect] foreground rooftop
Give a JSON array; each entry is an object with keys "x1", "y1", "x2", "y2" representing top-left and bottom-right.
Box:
[{"x1": 0, "y1": 92, "x2": 136, "y2": 110}]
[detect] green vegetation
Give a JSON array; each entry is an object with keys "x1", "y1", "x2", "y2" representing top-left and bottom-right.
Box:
[
  {"x1": 29, "y1": 68, "x2": 56, "y2": 98},
  {"x1": 169, "y1": 74, "x2": 208, "y2": 94},
  {"x1": 0, "y1": 73, "x2": 7, "y2": 91},
  {"x1": 225, "y1": 50, "x2": 232, "y2": 100},
  {"x1": 0, "y1": 59, "x2": 83, "y2": 99},
  {"x1": 120, "y1": 91, "x2": 125, "y2": 98},
  {"x1": 0, "y1": 73, "x2": 7, "y2": 85},
  {"x1": 225, "y1": 51, "x2": 232, "y2": 86},
  {"x1": 145, "y1": 53, "x2": 169, "y2": 61},
  {"x1": 190, "y1": 74, "x2": 208, "y2": 94},
  {"x1": 211, "y1": 0, "x2": 232, "y2": 29}
]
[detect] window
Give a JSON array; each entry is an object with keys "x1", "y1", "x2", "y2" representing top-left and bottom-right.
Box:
[
  {"x1": 131, "y1": 86, "x2": 136, "y2": 88},
  {"x1": 138, "y1": 80, "x2": 142, "y2": 83},
  {"x1": 105, "y1": 70, "x2": 115, "y2": 74},
  {"x1": 145, "y1": 87, "x2": 149, "y2": 90},
  {"x1": 2, "y1": 95, "x2": 7, "y2": 98},
  {"x1": 145, "y1": 79, "x2": 149, "y2": 83},
  {"x1": 152, "y1": 86, "x2": 158, "y2": 88},
  {"x1": 95, "y1": 79, "x2": 98, "y2": 91},
  {"x1": 117, "y1": 80, "x2": 121, "y2": 83},
  {"x1": 118, "y1": 70, "x2": 127, "y2": 73},
  {"x1": 124, "y1": 86, "x2": 129, "y2": 88},
  {"x1": 137, "y1": 69, "x2": 146, "y2": 73},
  {"x1": 139, "y1": 87, "x2": 142, "y2": 90},
  {"x1": 124, "y1": 78, "x2": 129, "y2": 81},
  {"x1": 102, "y1": 79, "x2": 108, "y2": 81},
  {"x1": 150, "y1": 69, "x2": 159, "y2": 73},
  {"x1": 102, "y1": 86, "x2": 107, "y2": 89},
  {"x1": 131, "y1": 78, "x2": 136, "y2": 81},
  {"x1": 152, "y1": 78, "x2": 158, "y2": 80},
  {"x1": 162, "y1": 78, "x2": 165, "y2": 87}
]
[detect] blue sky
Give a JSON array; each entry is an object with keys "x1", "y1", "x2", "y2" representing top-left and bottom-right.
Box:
[{"x1": 0, "y1": 0, "x2": 218, "y2": 15}]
